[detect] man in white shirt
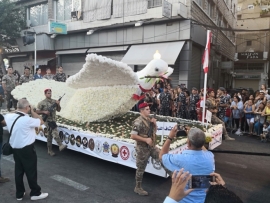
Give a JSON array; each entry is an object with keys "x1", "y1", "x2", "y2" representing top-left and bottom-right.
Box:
[{"x1": 5, "y1": 98, "x2": 48, "y2": 201}]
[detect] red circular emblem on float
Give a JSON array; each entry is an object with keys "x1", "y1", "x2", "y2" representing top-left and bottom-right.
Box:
[{"x1": 120, "y1": 146, "x2": 130, "y2": 160}]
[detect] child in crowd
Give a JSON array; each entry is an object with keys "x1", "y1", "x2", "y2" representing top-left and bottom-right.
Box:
[{"x1": 260, "y1": 123, "x2": 269, "y2": 142}]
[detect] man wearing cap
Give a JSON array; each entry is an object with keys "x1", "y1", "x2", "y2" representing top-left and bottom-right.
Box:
[
  {"x1": 130, "y1": 102, "x2": 160, "y2": 196},
  {"x1": 217, "y1": 87, "x2": 228, "y2": 122},
  {"x1": 189, "y1": 87, "x2": 200, "y2": 120},
  {"x1": 205, "y1": 89, "x2": 234, "y2": 140},
  {"x1": 159, "y1": 86, "x2": 172, "y2": 116},
  {"x1": 19, "y1": 66, "x2": 33, "y2": 85},
  {"x1": 43, "y1": 68, "x2": 54, "y2": 80},
  {"x1": 2, "y1": 66, "x2": 18, "y2": 111},
  {"x1": 36, "y1": 89, "x2": 67, "y2": 156},
  {"x1": 53, "y1": 66, "x2": 66, "y2": 82}
]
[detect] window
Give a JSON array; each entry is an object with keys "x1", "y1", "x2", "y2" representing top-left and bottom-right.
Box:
[
  {"x1": 246, "y1": 41, "x2": 252, "y2": 46},
  {"x1": 237, "y1": 15, "x2": 242, "y2": 20},
  {"x1": 207, "y1": 1, "x2": 214, "y2": 18},
  {"x1": 148, "y1": 0, "x2": 162, "y2": 8},
  {"x1": 248, "y1": 5, "x2": 254, "y2": 10},
  {"x1": 29, "y1": 4, "x2": 48, "y2": 26},
  {"x1": 57, "y1": 0, "x2": 81, "y2": 21}
]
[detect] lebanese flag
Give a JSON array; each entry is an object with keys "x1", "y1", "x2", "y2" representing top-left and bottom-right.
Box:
[{"x1": 202, "y1": 30, "x2": 212, "y2": 74}]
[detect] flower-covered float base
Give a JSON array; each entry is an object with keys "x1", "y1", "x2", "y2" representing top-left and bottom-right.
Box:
[{"x1": 34, "y1": 111, "x2": 223, "y2": 177}]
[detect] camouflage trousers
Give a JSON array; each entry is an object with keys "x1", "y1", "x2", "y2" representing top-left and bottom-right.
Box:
[
  {"x1": 5, "y1": 91, "x2": 17, "y2": 110},
  {"x1": 189, "y1": 110, "x2": 198, "y2": 121},
  {"x1": 211, "y1": 115, "x2": 228, "y2": 136},
  {"x1": 135, "y1": 145, "x2": 160, "y2": 182},
  {"x1": 159, "y1": 106, "x2": 170, "y2": 116},
  {"x1": 46, "y1": 123, "x2": 61, "y2": 147}
]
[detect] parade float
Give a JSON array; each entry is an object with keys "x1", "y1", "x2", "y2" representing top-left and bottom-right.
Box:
[{"x1": 9, "y1": 53, "x2": 223, "y2": 177}]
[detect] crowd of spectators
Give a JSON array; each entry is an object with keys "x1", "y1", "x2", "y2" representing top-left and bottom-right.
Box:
[{"x1": 134, "y1": 81, "x2": 270, "y2": 142}]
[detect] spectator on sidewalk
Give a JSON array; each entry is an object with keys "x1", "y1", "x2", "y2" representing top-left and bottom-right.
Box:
[
  {"x1": 160, "y1": 127, "x2": 215, "y2": 203},
  {"x1": 33, "y1": 68, "x2": 43, "y2": 80},
  {"x1": 231, "y1": 96, "x2": 243, "y2": 135},
  {"x1": 5, "y1": 98, "x2": 48, "y2": 201},
  {"x1": 43, "y1": 68, "x2": 54, "y2": 80},
  {"x1": 0, "y1": 113, "x2": 10, "y2": 183},
  {"x1": 254, "y1": 103, "x2": 265, "y2": 136}
]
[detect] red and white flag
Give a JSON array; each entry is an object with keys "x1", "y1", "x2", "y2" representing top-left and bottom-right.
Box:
[{"x1": 202, "y1": 30, "x2": 212, "y2": 74}]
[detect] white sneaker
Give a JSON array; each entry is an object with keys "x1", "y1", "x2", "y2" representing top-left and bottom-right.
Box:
[
  {"x1": 17, "y1": 192, "x2": 25, "y2": 201},
  {"x1": 30, "y1": 193, "x2": 48, "y2": 201},
  {"x1": 235, "y1": 129, "x2": 241, "y2": 135}
]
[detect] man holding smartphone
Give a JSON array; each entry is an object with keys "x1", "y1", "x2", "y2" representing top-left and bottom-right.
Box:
[{"x1": 159, "y1": 127, "x2": 215, "y2": 203}]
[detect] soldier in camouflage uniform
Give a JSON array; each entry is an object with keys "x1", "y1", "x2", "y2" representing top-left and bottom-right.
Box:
[
  {"x1": 2, "y1": 66, "x2": 18, "y2": 111},
  {"x1": 53, "y1": 66, "x2": 66, "y2": 82},
  {"x1": 36, "y1": 89, "x2": 67, "y2": 156},
  {"x1": 43, "y1": 68, "x2": 54, "y2": 80},
  {"x1": 189, "y1": 87, "x2": 200, "y2": 120},
  {"x1": 217, "y1": 87, "x2": 228, "y2": 122},
  {"x1": 178, "y1": 88, "x2": 188, "y2": 119},
  {"x1": 205, "y1": 88, "x2": 234, "y2": 140},
  {"x1": 159, "y1": 86, "x2": 172, "y2": 116},
  {"x1": 130, "y1": 102, "x2": 160, "y2": 196},
  {"x1": 19, "y1": 67, "x2": 33, "y2": 85}
]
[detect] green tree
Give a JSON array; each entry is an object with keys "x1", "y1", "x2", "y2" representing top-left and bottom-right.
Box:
[
  {"x1": 0, "y1": 0, "x2": 25, "y2": 44},
  {"x1": 0, "y1": 0, "x2": 25, "y2": 74}
]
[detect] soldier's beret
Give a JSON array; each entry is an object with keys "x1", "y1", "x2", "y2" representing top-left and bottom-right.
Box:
[
  {"x1": 44, "y1": 88, "x2": 52, "y2": 93},
  {"x1": 139, "y1": 102, "x2": 149, "y2": 109},
  {"x1": 207, "y1": 88, "x2": 215, "y2": 94}
]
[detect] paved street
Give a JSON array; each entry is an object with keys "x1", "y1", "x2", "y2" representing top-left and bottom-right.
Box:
[{"x1": 1, "y1": 131, "x2": 270, "y2": 203}]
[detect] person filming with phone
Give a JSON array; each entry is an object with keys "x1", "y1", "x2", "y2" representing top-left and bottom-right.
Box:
[{"x1": 159, "y1": 127, "x2": 215, "y2": 203}]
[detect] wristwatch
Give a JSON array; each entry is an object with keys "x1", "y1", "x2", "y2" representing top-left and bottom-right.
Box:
[{"x1": 167, "y1": 137, "x2": 173, "y2": 141}]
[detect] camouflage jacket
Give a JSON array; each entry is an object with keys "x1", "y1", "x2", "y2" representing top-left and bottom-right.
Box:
[
  {"x1": 43, "y1": 74, "x2": 55, "y2": 80},
  {"x1": 131, "y1": 115, "x2": 156, "y2": 147},
  {"x1": 2, "y1": 74, "x2": 17, "y2": 91},
  {"x1": 37, "y1": 98, "x2": 58, "y2": 122},
  {"x1": 53, "y1": 73, "x2": 66, "y2": 82},
  {"x1": 19, "y1": 74, "x2": 33, "y2": 85},
  {"x1": 205, "y1": 97, "x2": 218, "y2": 115}
]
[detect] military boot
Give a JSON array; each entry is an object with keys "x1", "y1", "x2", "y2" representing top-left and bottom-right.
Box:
[
  {"x1": 134, "y1": 181, "x2": 148, "y2": 196},
  {"x1": 55, "y1": 137, "x2": 67, "y2": 151},
  {"x1": 47, "y1": 146, "x2": 55, "y2": 156},
  {"x1": 224, "y1": 134, "x2": 235, "y2": 140}
]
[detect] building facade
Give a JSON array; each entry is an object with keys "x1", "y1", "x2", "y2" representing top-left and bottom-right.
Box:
[
  {"x1": 1, "y1": 0, "x2": 236, "y2": 89},
  {"x1": 234, "y1": 0, "x2": 270, "y2": 90}
]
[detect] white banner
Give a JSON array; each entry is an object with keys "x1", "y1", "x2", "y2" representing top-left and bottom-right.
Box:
[
  {"x1": 209, "y1": 126, "x2": 222, "y2": 150},
  {"x1": 36, "y1": 127, "x2": 168, "y2": 177}
]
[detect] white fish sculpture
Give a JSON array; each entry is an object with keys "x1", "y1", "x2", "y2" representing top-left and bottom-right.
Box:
[{"x1": 12, "y1": 52, "x2": 173, "y2": 122}]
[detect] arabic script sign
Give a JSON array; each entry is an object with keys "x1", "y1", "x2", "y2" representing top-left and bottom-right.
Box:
[{"x1": 156, "y1": 122, "x2": 177, "y2": 136}]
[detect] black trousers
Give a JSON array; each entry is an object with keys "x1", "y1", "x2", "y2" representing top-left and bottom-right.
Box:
[{"x1": 13, "y1": 143, "x2": 41, "y2": 198}]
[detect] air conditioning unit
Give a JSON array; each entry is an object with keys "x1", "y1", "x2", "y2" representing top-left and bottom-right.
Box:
[{"x1": 71, "y1": 11, "x2": 83, "y2": 21}]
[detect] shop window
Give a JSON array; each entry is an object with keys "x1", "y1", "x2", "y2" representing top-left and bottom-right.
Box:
[
  {"x1": 29, "y1": 4, "x2": 48, "y2": 26},
  {"x1": 246, "y1": 41, "x2": 252, "y2": 46},
  {"x1": 57, "y1": 0, "x2": 81, "y2": 21},
  {"x1": 148, "y1": 0, "x2": 162, "y2": 8}
]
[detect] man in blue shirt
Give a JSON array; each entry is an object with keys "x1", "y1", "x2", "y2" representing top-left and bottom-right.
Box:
[{"x1": 160, "y1": 127, "x2": 215, "y2": 203}]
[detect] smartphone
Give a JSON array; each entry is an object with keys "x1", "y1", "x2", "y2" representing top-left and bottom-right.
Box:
[
  {"x1": 188, "y1": 175, "x2": 215, "y2": 189},
  {"x1": 176, "y1": 125, "x2": 187, "y2": 137}
]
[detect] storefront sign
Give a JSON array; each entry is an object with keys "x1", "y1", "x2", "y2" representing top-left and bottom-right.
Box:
[
  {"x1": 238, "y1": 52, "x2": 263, "y2": 60},
  {"x1": 235, "y1": 75, "x2": 260, "y2": 79},
  {"x1": 48, "y1": 21, "x2": 67, "y2": 34},
  {"x1": 162, "y1": 0, "x2": 172, "y2": 19}
]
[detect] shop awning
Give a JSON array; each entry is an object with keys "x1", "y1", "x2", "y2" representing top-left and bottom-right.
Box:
[
  {"x1": 87, "y1": 46, "x2": 128, "y2": 53},
  {"x1": 121, "y1": 41, "x2": 185, "y2": 65},
  {"x1": 55, "y1": 49, "x2": 88, "y2": 55},
  {"x1": 24, "y1": 58, "x2": 55, "y2": 66}
]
